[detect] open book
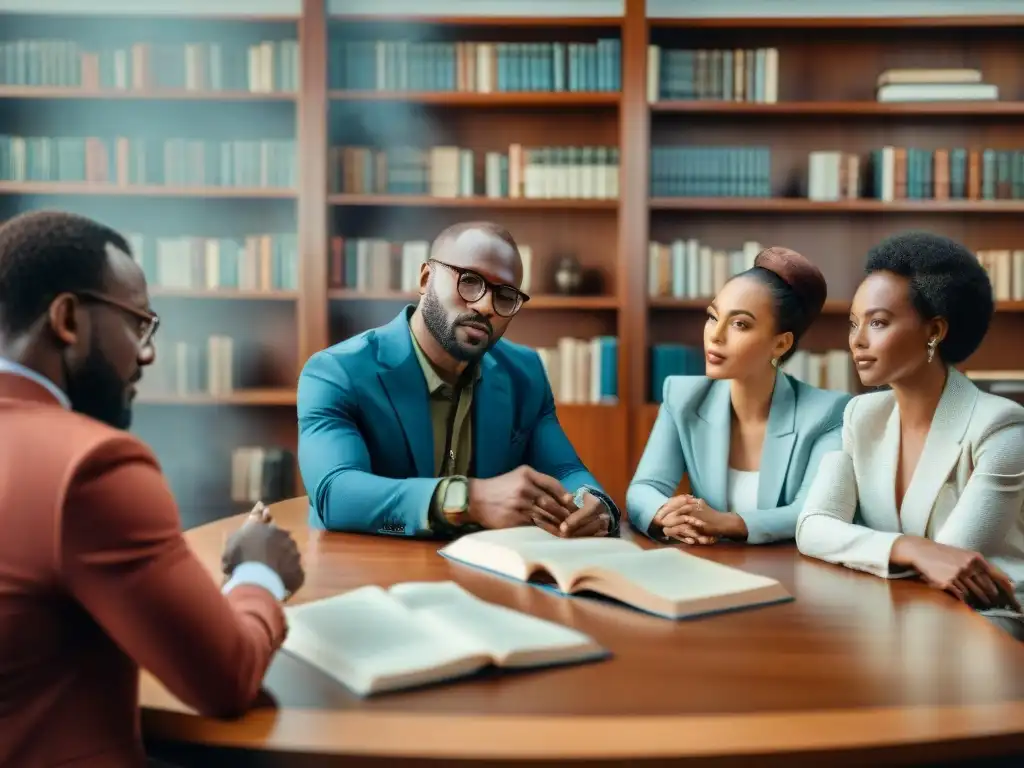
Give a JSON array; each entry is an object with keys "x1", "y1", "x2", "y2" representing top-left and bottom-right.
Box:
[
  {"x1": 280, "y1": 581, "x2": 606, "y2": 696},
  {"x1": 440, "y1": 528, "x2": 792, "y2": 619}
]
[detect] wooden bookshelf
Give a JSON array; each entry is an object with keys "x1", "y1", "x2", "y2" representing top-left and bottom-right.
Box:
[
  {"x1": 0, "y1": 86, "x2": 297, "y2": 101},
  {"x1": 327, "y1": 290, "x2": 618, "y2": 309},
  {"x1": 327, "y1": 91, "x2": 620, "y2": 107},
  {"x1": 0, "y1": 6, "x2": 304, "y2": 527},
  {"x1": 650, "y1": 100, "x2": 1024, "y2": 116},
  {"x1": 137, "y1": 388, "x2": 298, "y2": 406},
  {"x1": 640, "y1": 9, "x2": 1024, "y2": 467},
  {"x1": 5, "y1": 1, "x2": 1024, "y2": 522},
  {"x1": 150, "y1": 288, "x2": 299, "y2": 300},
  {"x1": 651, "y1": 298, "x2": 1024, "y2": 314},
  {"x1": 0, "y1": 183, "x2": 297, "y2": 199},
  {"x1": 649, "y1": 198, "x2": 1024, "y2": 213},
  {"x1": 327, "y1": 194, "x2": 619, "y2": 210}
]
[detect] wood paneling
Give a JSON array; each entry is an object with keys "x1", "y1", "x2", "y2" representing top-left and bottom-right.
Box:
[{"x1": 556, "y1": 403, "x2": 629, "y2": 508}]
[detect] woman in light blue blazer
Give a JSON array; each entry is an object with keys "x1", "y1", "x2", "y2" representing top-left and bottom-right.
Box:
[{"x1": 628, "y1": 247, "x2": 851, "y2": 545}]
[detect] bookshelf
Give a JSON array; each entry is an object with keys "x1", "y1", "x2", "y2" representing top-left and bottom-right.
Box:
[
  {"x1": 640, "y1": 7, "x2": 1024, "y2": 451},
  {"x1": 3, "y1": 0, "x2": 1023, "y2": 527},
  {"x1": 0, "y1": 5, "x2": 307, "y2": 527}
]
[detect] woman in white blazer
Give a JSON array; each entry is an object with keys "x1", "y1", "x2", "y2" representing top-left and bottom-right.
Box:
[{"x1": 796, "y1": 232, "x2": 1024, "y2": 640}]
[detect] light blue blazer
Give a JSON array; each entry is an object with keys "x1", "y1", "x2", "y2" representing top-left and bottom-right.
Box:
[{"x1": 627, "y1": 373, "x2": 850, "y2": 544}]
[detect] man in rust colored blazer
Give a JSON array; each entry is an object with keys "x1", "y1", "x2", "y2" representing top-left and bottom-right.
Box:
[{"x1": 0, "y1": 211, "x2": 305, "y2": 767}]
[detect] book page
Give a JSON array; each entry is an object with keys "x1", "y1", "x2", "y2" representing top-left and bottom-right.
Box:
[
  {"x1": 440, "y1": 527, "x2": 638, "y2": 589},
  {"x1": 389, "y1": 581, "x2": 604, "y2": 668},
  {"x1": 570, "y1": 548, "x2": 787, "y2": 618},
  {"x1": 281, "y1": 585, "x2": 488, "y2": 696}
]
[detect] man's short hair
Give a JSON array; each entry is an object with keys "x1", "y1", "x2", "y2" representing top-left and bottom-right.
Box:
[{"x1": 0, "y1": 210, "x2": 130, "y2": 335}]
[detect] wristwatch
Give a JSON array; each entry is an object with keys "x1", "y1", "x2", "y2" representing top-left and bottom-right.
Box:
[{"x1": 442, "y1": 476, "x2": 470, "y2": 527}]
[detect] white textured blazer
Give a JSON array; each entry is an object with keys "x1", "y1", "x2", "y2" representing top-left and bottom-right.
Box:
[{"x1": 796, "y1": 368, "x2": 1024, "y2": 607}]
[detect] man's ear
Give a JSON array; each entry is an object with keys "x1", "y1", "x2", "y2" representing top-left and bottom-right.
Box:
[
  {"x1": 47, "y1": 292, "x2": 81, "y2": 347},
  {"x1": 418, "y1": 261, "x2": 432, "y2": 295}
]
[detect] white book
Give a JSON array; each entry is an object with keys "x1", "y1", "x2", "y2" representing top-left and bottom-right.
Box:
[
  {"x1": 440, "y1": 528, "x2": 792, "y2": 620},
  {"x1": 281, "y1": 581, "x2": 605, "y2": 697}
]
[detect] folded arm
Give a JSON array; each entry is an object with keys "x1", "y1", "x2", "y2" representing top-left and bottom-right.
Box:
[
  {"x1": 298, "y1": 353, "x2": 440, "y2": 535},
  {"x1": 626, "y1": 402, "x2": 684, "y2": 536},
  {"x1": 525, "y1": 375, "x2": 620, "y2": 530},
  {"x1": 62, "y1": 438, "x2": 286, "y2": 719}
]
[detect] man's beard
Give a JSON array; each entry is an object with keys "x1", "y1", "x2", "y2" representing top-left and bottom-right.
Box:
[
  {"x1": 421, "y1": 287, "x2": 493, "y2": 362},
  {"x1": 62, "y1": 338, "x2": 133, "y2": 430}
]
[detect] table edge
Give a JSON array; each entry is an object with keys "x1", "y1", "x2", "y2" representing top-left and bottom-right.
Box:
[{"x1": 142, "y1": 701, "x2": 1024, "y2": 758}]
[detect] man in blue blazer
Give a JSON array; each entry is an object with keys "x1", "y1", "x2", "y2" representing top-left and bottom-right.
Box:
[{"x1": 297, "y1": 221, "x2": 618, "y2": 539}]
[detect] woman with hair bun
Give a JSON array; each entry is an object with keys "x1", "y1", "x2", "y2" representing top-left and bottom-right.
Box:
[
  {"x1": 797, "y1": 231, "x2": 1024, "y2": 640},
  {"x1": 628, "y1": 246, "x2": 851, "y2": 546}
]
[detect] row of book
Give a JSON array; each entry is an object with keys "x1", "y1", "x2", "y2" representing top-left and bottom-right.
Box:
[
  {"x1": 328, "y1": 236, "x2": 535, "y2": 295},
  {"x1": 812, "y1": 147, "x2": 1024, "y2": 202},
  {"x1": 977, "y1": 249, "x2": 1024, "y2": 302},
  {"x1": 876, "y1": 68, "x2": 998, "y2": 103},
  {"x1": 651, "y1": 145, "x2": 1024, "y2": 201},
  {"x1": 0, "y1": 135, "x2": 297, "y2": 188},
  {"x1": 230, "y1": 446, "x2": 296, "y2": 506},
  {"x1": 330, "y1": 144, "x2": 620, "y2": 200},
  {"x1": 137, "y1": 332, "x2": 615, "y2": 406},
  {"x1": 648, "y1": 239, "x2": 762, "y2": 300},
  {"x1": 140, "y1": 336, "x2": 239, "y2": 397},
  {"x1": 650, "y1": 146, "x2": 771, "y2": 198},
  {"x1": 536, "y1": 336, "x2": 619, "y2": 405},
  {"x1": 329, "y1": 39, "x2": 621, "y2": 93},
  {"x1": 0, "y1": 39, "x2": 299, "y2": 92},
  {"x1": 872, "y1": 146, "x2": 1024, "y2": 202},
  {"x1": 125, "y1": 233, "x2": 299, "y2": 293},
  {"x1": 646, "y1": 46, "x2": 779, "y2": 103},
  {"x1": 650, "y1": 344, "x2": 855, "y2": 401}
]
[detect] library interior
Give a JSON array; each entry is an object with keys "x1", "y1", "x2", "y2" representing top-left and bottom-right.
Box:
[{"x1": 3, "y1": 1, "x2": 1024, "y2": 766}]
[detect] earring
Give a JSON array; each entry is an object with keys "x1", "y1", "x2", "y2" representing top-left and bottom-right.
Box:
[
  {"x1": 770, "y1": 357, "x2": 778, "y2": 369},
  {"x1": 927, "y1": 337, "x2": 938, "y2": 363}
]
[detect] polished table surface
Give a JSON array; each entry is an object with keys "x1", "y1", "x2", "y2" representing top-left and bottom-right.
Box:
[{"x1": 141, "y1": 497, "x2": 1024, "y2": 765}]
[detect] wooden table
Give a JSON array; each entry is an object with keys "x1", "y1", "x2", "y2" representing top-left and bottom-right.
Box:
[{"x1": 142, "y1": 496, "x2": 1024, "y2": 767}]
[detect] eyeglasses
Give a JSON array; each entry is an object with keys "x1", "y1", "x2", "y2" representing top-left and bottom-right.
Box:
[
  {"x1": 428, "y1": 259, "x2": 530, "y2": 318},
  {"x1": 76, "y1": 290, "x2": 160, "y2": 349}
]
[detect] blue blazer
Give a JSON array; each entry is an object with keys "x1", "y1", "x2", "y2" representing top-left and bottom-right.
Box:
[
  {"x1": 627, "y1": 373, "x2": 850, "y2": 544},
  {"x1": 297, "y1": 308, "x2": 618, "y2": 536}
]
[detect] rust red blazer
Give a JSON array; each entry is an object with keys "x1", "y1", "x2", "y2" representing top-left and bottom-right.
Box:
[{"x1": 0, "y1": 373, "x2": 287, "y2": 767}]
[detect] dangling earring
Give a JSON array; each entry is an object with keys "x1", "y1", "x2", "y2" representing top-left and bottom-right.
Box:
[
  {"x1": 926, "y1": 337, "x2": 938, "y2": 363},
  {"x1": 770, "y1": 357, "x2": 779, "y2": 369}
]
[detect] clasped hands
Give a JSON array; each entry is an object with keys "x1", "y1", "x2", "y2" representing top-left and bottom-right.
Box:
[
  {"x1": 469, "y1": 465, "x2": 611, "y2": 538},
  {"x1": 892, "y1": 535, "x2": 1022, "y2": 612},
  {"x1": 652, "y1": 494, "x2": 744, "y2": 545}
]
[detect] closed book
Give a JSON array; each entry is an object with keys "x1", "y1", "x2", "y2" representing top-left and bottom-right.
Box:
[{"x1": 440, "y1": 528, "x2": 792, "y2": 620}]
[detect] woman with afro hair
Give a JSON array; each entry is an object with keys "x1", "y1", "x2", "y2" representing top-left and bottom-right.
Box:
[{"x1": 796, "y1": 231, "x2": 1024, "y2": 640}]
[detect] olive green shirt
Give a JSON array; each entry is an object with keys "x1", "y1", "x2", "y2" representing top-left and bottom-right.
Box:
[{"x1": 409, "y1": 327, "x2": 479, "y2": 523}]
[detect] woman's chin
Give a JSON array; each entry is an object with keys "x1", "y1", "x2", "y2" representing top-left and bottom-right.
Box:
[{"x1": 704, "y1": 364, "x2": 731, "y2": 380}]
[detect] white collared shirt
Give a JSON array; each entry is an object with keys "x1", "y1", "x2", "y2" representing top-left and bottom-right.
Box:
[
  {"x1": 0, "y1": 357, "x2": 285, "y2": 600},
  {"x1": 0, "y1": 357, "x2": 71, "y2": 408}
]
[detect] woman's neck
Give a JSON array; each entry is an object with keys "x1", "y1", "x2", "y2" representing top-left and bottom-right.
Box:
[
  {"x1": 729, "y1": 368, "x2": 777, "y2": 425},
  {"x1": 891, "y1": 363, "x2": 949, "y2": 431}
]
